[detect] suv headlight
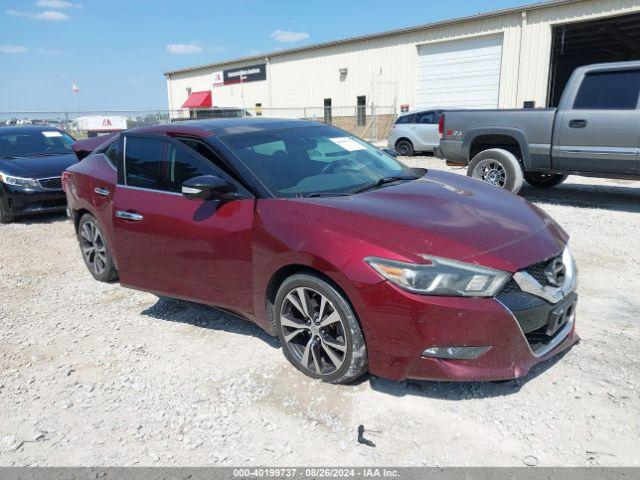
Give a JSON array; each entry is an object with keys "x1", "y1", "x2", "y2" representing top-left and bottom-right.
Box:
[
  {"x1": 0, "y1": 172, "x2": 40, "y2": 189},
  {"x1": 365, "y1": 255, "x2": 510, "y2": 297}
]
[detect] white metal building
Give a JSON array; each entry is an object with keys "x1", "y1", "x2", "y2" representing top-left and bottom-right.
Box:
[{"x1": 165, "y1": 0, "x2": 640, "y2": 116}]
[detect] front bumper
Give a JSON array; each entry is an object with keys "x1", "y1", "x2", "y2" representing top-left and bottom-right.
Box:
[
  {"x1": 0, "y1": 184, "x2": 67, "y2": 217},
  {"x1": 357, "y1": 281, "x2": 578, "y2": 382}
]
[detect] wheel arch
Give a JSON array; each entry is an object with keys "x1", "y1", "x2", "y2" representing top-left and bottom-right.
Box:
[
  {"x1": 464, "y1": 127, "x2": 531, "y2": 170},
  {"x1": 394, "y1": 137, "x2": 414, "y2": 147},
  {"x1": 264, "y1": 263, "x2": 363, "y2": 336}
]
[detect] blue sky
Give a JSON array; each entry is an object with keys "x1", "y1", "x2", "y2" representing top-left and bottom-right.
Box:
[{"x1": 1, "y1": 0, "x2": 532, "y2": 112}]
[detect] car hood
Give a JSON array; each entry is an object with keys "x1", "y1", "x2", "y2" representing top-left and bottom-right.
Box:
[
  {"x1": 0, "y1": 154, "x2": 78, "y2": 178},
  {"x1": 290, "y1": 170, "x2": 567, "y2": 273}
]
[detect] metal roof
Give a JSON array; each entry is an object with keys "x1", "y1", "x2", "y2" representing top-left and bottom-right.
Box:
[{"x1": 164, "y1": 0, "x2": 584, "y2": 77}]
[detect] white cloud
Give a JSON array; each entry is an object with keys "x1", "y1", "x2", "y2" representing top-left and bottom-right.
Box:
[
  {"x1": 269, "y1": 29, "x2": 309, "y2": 43},
  {"x1": 35, "y1": 0, "x2": 82, "y2": 8},
  {"x1": 6, "y1": 9, "x2": 70, "y2": 20},
  {"x1": 0, "y1": 45, "x2": 27, "y2": 53},
  {"x1": 166, "y1": 43, "x2": 203, "y2": 55},
  {"x1": 34, "y1": 10, "x2": 70, "y2": 20}
]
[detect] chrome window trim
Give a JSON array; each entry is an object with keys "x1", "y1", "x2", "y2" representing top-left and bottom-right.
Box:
[
  {"x1": 117, "y1": 184, "x2": 182, "y2": 197},
  {"x1": 122, "y1": 136, "x2": 128, "y2": 185}
]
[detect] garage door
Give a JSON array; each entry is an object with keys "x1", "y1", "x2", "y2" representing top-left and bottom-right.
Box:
[{"x1": 416, "y1": 34, "x2": 503, "y2": 109}]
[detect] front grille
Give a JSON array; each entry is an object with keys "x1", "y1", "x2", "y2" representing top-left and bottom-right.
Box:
[
  {"x1": 38, "y1": 177, "x2": 62, "y2": 190},
  {"x1": 499, "y1": 254, "x2": 562, "y2": 295}
]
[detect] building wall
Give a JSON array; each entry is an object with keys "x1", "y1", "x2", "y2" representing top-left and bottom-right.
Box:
[{"x1": 166, "y1": 0, "x2": 640, "y2": 113}]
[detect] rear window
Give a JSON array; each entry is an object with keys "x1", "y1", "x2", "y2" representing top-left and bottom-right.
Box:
[
  {"x1": 573, "y1": 69, "x2": 640, "y2": 110},
  {"x1": 394, "y1": 114, "x2": 414, "y2": 124}
]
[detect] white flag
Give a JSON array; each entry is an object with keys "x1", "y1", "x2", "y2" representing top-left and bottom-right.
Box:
[{"x1": 72, "y1": 83, "x2": 80, "y2": 93}]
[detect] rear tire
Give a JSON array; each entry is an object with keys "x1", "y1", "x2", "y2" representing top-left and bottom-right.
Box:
[
  {"x1": 77, "y1": 213, "x2": 118, "y2": 282},
  {"x1": 274, "y1": 273, "x2": 368, "y2": 384},
  {"x1": 467, "y1": 148, "x2": 524, "y2": 194},
  {"x1": 395, "y1": 139, "x2": 414, "y2": 157},
  {"x1": 524, "y1": 172, "x2": 568, "y2": 188}
]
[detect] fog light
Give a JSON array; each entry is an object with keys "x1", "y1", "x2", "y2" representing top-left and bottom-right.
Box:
[{"x1": 422, "y1": 346, "x2": 492, "y2": 360}]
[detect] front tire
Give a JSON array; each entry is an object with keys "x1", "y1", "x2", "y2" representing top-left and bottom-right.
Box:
[
  {"x1": 274, "y1": 273, "x2": 368, "y2": 384},
  {"x1": 395, "y1": 139, "x2": 414, "y2": 156},
  {"x1": 77, "y1": 213, "x2": 118, "y2": 282},
  {"x1": 467, "y1": 148, "x2": 524, "y2": 194},
  {"x1": 524, "y1": 172, "x2": 568, "y2": 188}
]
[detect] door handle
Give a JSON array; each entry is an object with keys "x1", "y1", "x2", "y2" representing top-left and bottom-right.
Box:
[
  {"x1": 569, "y1": 119, "x2": 587, "y2": 128},
  {"x1": 115, "y1": 211, "x2": 144, "y2": 221},
  {"x1": 94, "y1": 187, "x2": 110, "y2": 196}
]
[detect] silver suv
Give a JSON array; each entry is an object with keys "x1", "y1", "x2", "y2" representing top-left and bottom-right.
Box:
[{"x1": 388, "y1": 109, "x2": 444, "y2": 156}]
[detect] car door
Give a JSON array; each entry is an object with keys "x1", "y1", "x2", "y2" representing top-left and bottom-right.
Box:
[
  {"x1": 112, "y1": 133, "x2": 256, "y2": 312},
  {"x1": 553, "y1": 68, "x2": 640, "y2": 174},
  {"x1": 412, "y1": 110, "x2": 439, "y2": 150}
]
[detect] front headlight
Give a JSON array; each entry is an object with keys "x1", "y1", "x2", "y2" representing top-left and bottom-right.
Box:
[
  {"x1": 561, "y1": 244, "x2": 577, "y2": 294},
  {"x1": 0, "y1": 172, "x2": 40, "y2": 189},
  {"x1": 365, "y1": 255, "x2": 510, "y2": 297}
]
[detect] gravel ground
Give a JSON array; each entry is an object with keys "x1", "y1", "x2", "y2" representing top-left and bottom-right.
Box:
[{"x1": 1, "y1": 156, "x2": 639, "y2": 467}]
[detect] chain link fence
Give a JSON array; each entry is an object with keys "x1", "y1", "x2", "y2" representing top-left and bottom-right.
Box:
[{"x1": 0, "y1": 105, "x2": 397, "y2": 142}]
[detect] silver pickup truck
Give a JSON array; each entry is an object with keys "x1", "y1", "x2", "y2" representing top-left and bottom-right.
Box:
[{"x1": 435, "y1": 60, "x2": 640, "y2": 193}]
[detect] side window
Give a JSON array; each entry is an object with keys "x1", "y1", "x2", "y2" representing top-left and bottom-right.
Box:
[
  {"x1": 573, "y1": 70, "x2": 640, "y2": 110},
  {"x1": 395, "y1": 114, "x2": 414, "y2": 124},
  {"x1": 123, "y1": 137, "x2": 216, "y2": 193},
  {"x1": 415, "y1": 111, "x2": 436, "y2": 124},
  {"x1": 123, "y1": 137, "x2": 166, "y2": 190},
  {"x1": 105, "y1": 139, "x2": 122, "y2": 167}
]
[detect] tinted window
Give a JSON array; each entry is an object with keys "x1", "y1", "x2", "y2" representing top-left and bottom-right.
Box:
[
  {"x1": 105, "y1": 139, "x2": 122, "y2": 167},
  {"x1": 415, "y1": 111, "x2": 436, "y2": 124},
  {"x1": 124, "y1": 137, "x2": 216, "y2": 192},
  {"x1": 395, "y1": 114, "x2": 414, "y2": 124},
  {"x1": 574, "y1": 70, "x2": 640, "y2": 110}
]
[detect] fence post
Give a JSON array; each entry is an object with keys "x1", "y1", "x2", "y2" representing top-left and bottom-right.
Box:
[{"x1": 372, "y1": 105, "x2": 377, "y2": 142}]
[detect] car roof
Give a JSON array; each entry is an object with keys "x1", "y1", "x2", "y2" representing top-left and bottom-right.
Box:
[
  {"x1": 128, "y1": 117, "x2": 325, "y2": 139},
  {"x1": 0, "y1": 125, "x2": 66, "y2": 135}
]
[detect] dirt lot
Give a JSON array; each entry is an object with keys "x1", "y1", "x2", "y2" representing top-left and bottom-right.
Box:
[{"x1": 1, "y1": 156, "x2": 639, "y2": 467}]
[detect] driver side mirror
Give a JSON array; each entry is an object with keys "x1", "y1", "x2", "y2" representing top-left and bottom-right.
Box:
[
  {"x1": 181, "y1": 175, "x2": 236, "y2": 201},
  {"x1": 382, "y1": 147, "x2": 398, "y2": 157}
]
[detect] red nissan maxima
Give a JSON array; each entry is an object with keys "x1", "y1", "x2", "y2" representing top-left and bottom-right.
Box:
[{"x1": 63, "y1": 118, "x2": 578, "y2": 384}]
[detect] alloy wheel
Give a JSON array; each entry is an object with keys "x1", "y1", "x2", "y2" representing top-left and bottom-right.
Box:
[
  {"x1": 473, "y1": 159, "x2": 506, "y2": 187},
  {"x1": 279, "y1": 287, "x2": 348, "y2": 376},
  {"x1": 79, "y1": 220, "x2": 108, "y2": 276}
]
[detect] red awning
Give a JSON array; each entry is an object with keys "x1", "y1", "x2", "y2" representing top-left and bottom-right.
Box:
[{"x1": 181, "y1": 90, "x2": 212, "y2": 109}]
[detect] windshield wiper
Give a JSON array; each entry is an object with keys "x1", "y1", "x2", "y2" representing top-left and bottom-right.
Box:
[
  {"x1": 348, "y1": 175, "x2": 418, "y2": 195},
  {"x1": 304, "y1": 192, "x2": 350, "y2": 198}
]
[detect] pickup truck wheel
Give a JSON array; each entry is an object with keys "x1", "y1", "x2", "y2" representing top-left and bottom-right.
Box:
[
  {"x1": 395, "y1": 139, "x2": 414, "y2": 156},
  {"x1": 468, "y1": 148, "x2": 524, "y2": 194},
  {"x1": 524, "y1": 172, "x2": 568, "y2": 188}
]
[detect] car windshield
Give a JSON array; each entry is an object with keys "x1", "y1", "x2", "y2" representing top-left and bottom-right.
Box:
[
  {"x1": 220, "y1": 125, "x2": 417, "y2": 198},
  {"x1": 0, "y1": 130, "x2": 74, "y2": 158}
]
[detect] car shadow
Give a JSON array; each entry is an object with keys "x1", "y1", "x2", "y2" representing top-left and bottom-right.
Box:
[
  {"x1": 520, "y1": 183, "x2": 640, "y2": 213},
  {"x1": 367, "y1": 345, "x2": 575, "y2": 400},
  {"x1": 12, "y1": 212, "x2": 68, "y2": 225},
  {"x1": 141, "y1": 296, "x2": 280, "y2": 348}
]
